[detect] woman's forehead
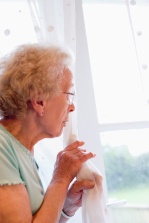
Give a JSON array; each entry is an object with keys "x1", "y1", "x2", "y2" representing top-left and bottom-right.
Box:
[
  {"x1": 64, "y1": 67, "x2": 73, "y2": 77},
  {"x1": 63, "y1": 68, "x2": 74, "y2": 89}
]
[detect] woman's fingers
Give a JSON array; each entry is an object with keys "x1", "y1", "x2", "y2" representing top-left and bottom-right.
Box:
[
  {"x1": 64, "y1": 140, "x2": 85, "y2": 151},
  {"x1": 53, "y1": 141, "x2": 96, "y2": 183},
  {"x1": 63, "y1": 180, "x2": 95, "y2": 216},
  {"x1": 64, "y1": 140, "x2": 96, "y2": 161},
  {"x1": 70, "y1": 148, "x2": 87, "y2": 155},
  {"x1": 55, "y1": 150, "x2": 96, "y2": 182},
  {"x1": 61, "y1": 149, "x2": 96, "y2": 162},
  {"x1": 70, "y1": 180, "x2": 95, "y2": 192}
]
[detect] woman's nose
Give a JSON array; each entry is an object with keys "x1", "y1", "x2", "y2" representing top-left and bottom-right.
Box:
[{"x1": 69, "y1": 103, "x2": 75, "y2": 112}]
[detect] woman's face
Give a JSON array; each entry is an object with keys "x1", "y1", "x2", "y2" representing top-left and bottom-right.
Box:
[{"x1": 40, "y1": 68, "x2": 75, "y2": 138}]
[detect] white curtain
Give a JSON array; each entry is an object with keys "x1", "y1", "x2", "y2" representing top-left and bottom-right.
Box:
[
  {"x1": 27, "y1": 0, "x2": 76, "y2": 52},
  {"x1": 64, "y1": 130, "x2": 110, "y2": 223},
  {"x1": 27, "y1": 0, "x2": 110, "y2": 222},
  {"x1": 0, "y1": 0, "x2": 149, "y2": 221}
]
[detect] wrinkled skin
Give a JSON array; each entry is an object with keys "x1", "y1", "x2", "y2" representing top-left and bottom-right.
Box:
[{"x1": 52, "y1": 140, "x2": 96, "y2": 218}]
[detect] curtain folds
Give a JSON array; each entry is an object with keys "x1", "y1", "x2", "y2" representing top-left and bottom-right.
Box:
[
  {"x1": 27, "y1": 0, "x2": 76, "y2": 52},
  {"x1": 63, "y1": 123, "x2": 110, "y2": 223},
  {"x1": 27, "y1": 0, "x2": 109, "y2": 222}
]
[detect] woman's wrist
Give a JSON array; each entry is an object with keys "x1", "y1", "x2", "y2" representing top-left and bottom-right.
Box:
[{"x1": 61, "y1": 210, "x2": 75, "y2": 219}]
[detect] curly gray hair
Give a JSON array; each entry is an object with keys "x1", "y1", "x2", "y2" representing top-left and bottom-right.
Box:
[{"x1": 0, "y1": 43, "x2": 74, "y2": 118}]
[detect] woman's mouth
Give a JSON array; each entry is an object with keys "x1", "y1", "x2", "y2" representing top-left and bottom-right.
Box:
[{"x1": 63, "y1": 120, "x2": 68, "y2": 127}]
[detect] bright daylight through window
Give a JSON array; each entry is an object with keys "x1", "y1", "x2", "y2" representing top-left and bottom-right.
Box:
[
  {"x1": 83, "y1": 0, "x2": 149, "y2": 222},
  {"x1": 0, "y1": 0, "x2": 149, "y2": 222}
]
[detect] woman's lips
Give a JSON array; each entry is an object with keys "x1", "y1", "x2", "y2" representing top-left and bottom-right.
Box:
[{"x1": 63, "y1": 120, "x2": 68, "y2": 127}]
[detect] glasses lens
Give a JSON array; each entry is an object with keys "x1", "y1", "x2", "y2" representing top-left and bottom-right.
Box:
[
  {"x1": 68, "y1": 94, "x2": 74, "y2": 104},
  {"x1": 59, "y1": 91, "x2": 75, "y2": 104}
]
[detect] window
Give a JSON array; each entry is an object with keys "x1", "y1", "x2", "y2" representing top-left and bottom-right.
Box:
[
  {"x1": 82, "y1": 0, "x2": 149, "y2": 222},
  {"x1": 1, "y1": 1, "x2": 149, "y2": 221}
]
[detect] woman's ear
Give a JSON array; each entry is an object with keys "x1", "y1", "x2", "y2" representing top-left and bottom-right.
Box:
[{"x1": 31, "y1": 99, "x2": 45, "y2": 116}]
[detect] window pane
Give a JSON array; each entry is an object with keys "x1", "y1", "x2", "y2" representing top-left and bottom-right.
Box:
[
  {"x1": 83, "y1": 1, "x2": 149, "y2": 222},
  {"x1": 83, "y1": 1, "x2": 149, "y2": 124},
  {"x1": 101, "y1": 129, "x2": 149, "y2": 204},
  {"x1": 101, "y1": 129, "x2": 149, "y2": 222}
]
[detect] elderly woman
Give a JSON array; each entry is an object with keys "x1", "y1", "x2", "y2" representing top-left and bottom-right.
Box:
[{"x1": 0, "y1": 43, "x2": 95, "y2": 223}]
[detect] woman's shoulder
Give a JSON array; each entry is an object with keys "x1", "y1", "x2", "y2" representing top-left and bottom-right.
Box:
[{"x1": 0, "y1": 124, "x2": 14, "y2": 151}]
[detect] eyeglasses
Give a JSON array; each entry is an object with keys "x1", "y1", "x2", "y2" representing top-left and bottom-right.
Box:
[{"x1": 60, "y1": 91, "x2": 75, "y2": 105}]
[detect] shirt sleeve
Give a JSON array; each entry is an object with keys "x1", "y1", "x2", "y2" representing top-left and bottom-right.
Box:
[{"x1": 0, "y1": 135, "x2": 25, "y2": 186}]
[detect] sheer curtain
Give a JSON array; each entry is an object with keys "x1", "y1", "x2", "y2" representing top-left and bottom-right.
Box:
[
  {"x1": 28, "y1": 0, "x2": 149, "y2": 223},
  {"x1": 0, "y1": 0, "x2": 148, "y2": 222},
  {"x1": 27, "y1": 0, "x2": 109, "y2": 222},
  {"x1": 27, "y1": 0, "x2": 76, "y2": 51}
]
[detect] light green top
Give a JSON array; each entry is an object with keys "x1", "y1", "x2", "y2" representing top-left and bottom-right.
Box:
[{"x1": 0, "y1": 124, "x2": 44, "y2": 214}]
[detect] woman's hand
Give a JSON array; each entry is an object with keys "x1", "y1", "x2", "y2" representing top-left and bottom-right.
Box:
[
  {"x1": 50, "y1": 140, "x2": 95, "y2": 223},
  {"x1": 62, "y1": 179, "x2": 95, "y2": 217},
  {"x1": 52, "y1": 141, "x2": 96, "y2": 184}
]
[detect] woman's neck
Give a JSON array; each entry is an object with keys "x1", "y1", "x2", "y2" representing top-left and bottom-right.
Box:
[{"x1": 0, "y1": 118, "x2": 41, "y2": 153}]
